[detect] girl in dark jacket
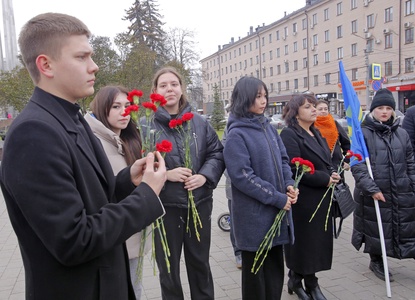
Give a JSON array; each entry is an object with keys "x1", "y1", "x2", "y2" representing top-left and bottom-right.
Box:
[
  {"x1": 150, "y1": 67, "x2": 225, "y2": 300},
  {"x1": 352, "y1": 88, "x2": 415, "y2": 282},
  {"x1": 280, "y1": 94, "x2": 340, "y2": 300},
  {"x1": 224, "y1": 76, "x2": 297, "y2": 299}
]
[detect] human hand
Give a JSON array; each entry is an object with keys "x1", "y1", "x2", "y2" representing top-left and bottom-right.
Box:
[
  {"x1": 184, "y1": 174, "x2": 207, "y2": 191},
  {"x1": 372, "y1": 191, "x2": 386, "y2": 202},
  {"x1": 286, "y1": 185, "x2": 298, "y2": 204},
  {"x1": 328, "y1": 172, "x2": 341, "y2": 186},
  {"x1": 283, "y1": 197, "x2": 292, "y2": 211},
  {"x1": 166, "y1": 167, "x2": 193, "y2": 182},
  {"x1": 343, "y1": 162, "x2": 350, "y2": 171},
  {"x1": 140, "y1": 152, "x2": 167, "y2": 195}
]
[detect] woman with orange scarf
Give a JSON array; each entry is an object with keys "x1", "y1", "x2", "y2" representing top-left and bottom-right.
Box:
[{"x1": 314, "y1": 100, "x2": 351, "y2": 178}]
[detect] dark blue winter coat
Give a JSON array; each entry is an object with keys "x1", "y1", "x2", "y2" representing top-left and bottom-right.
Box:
[{"x1": 223, "y1": 113, "x2": 295, "y2": 251}]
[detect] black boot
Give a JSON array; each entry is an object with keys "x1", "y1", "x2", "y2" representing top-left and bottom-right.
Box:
[
  {"x1": 369, "y1": 260, "x2": 394, "y2": 282},
  {"x1": 287, "y1": 272, "x2": 311, "y2": 300},
  {"x1": 305, "y1": 285, "x2": 327, "y2": 300}
]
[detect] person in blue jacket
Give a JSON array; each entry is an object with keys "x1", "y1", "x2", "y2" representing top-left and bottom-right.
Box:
[{"x1": 223, "y1": 76, "x2": 298, "y2": 299}]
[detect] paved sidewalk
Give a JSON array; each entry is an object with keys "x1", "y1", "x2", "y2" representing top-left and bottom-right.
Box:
[{"x1": 1, "y1": 172, "x2": 415, "y2": 299}]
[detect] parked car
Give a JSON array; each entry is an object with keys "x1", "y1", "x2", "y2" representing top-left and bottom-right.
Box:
[{"x1": 270, "y1": 114, "x2": 285, "y2": 129}]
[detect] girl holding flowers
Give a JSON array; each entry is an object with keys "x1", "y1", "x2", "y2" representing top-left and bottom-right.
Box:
[
  {"x1": 223, "y1": 76, "x2": 298, "y2": 299},
  {"x1": 85, "y1": 85, "x2": 146, "y2": 299},
  {"x1": 280, "y1": 94, "x2": 340, "y2": 300},
  {"x1": 150, "y1": 67, "x2": 224, "y2": 300}
]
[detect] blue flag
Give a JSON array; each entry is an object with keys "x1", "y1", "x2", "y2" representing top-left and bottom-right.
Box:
[{"x1": 339, "y1": 61, "x2": 369, "y2": 166}]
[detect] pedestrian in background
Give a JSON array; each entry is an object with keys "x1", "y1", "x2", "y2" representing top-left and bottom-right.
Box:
[
  {"x1": 224, "y1": 76, "x2": 297, "y2": 299},
  {"x1": 85, "y1": 85, "x2": 149, "y2": 299},
  {"x1": 281, "y1": 94, "x2": 340, "y2": 300},
  {"x1": 314, "y1": 99, "x2": 351, "y2": 179},
  {"x1": 402, "y1": 104, "x2": 415, "y2": 150},
  {"x1": 150, "y1": 66, "x2": 225, "y2": 300},
  {"x1": 351, "y1": 88, "x2": 415, "y2": 282},
  {"x1": 0, "y1": 13, "x2": 166, "y2": 300}
]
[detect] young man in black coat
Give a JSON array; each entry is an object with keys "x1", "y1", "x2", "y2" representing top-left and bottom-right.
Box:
[{"x1": 0, "y1": 13, "x2": 166, "y2": 300}]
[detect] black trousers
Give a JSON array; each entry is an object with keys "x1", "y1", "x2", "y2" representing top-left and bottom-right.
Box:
[
  {"x1": 155, "y1": 200, "x2": 214, "y2": 300},
  {"x1": 241, "y1": 245, "x2": 285, "y2": 300}
]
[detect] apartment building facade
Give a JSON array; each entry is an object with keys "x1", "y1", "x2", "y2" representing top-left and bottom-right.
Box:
[{"x1": 200, "y1": 0, "x2": 415, "y2": 116}]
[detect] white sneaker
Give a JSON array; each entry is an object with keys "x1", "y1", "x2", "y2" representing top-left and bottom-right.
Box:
[{"x1": 235, "y1": 254, "x2": 242, "y2": 269}]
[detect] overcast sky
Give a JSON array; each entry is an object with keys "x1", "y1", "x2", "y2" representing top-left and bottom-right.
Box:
[{"x1": 2, "y1": 0, "x2": 305, "y2": 59}]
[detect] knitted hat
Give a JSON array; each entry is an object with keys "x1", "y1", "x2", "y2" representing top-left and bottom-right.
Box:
[{"x1": 370, "y1": 88, "x2": 395, "y2": 112}]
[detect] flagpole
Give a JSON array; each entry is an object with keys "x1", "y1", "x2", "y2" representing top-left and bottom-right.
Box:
[{"x1": 365, "y1": 157, "x2": 392, "y2": 297}]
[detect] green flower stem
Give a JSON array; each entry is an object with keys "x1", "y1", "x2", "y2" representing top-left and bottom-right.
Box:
[
  {"x1": 155, "y1": 218, "x2": 171, "y2": 273},
  {"x1": 251, "y1": 210, "x2": 285, "y2": 274},
  {"x1": 309, "y1": 183, "x2": 334, "y2": 223},
  {"x1": 324, "y1": 187, "x2": 336, "y2": 231},
  {"x1": 186, "y1": 190, "x2": 202, "y2": 241},
  {"x1": 136, "y1": 227, "x2": 148, "y2": 282}
]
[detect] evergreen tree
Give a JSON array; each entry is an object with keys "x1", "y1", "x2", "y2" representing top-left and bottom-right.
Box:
[{"x1": 210, "y1": 84, "x2": 225, "y2": 131}]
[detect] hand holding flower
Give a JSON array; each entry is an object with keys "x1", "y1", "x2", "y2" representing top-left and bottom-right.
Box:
[
  {"x1": 167, "y1": 167, "x2": 192, "y2": 182},
  {"x1": 184, "y1": 174, "x2": 207, "y2": 191}
]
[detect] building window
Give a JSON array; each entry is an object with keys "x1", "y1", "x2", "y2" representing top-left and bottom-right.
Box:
[
  {"x1": 276, "y1": 30, "x2": 280, "y2": 40},
  {"x1": 366, "y1": 39, "x2": 374, "y2": 52},
  {"x1": 302, "y1": 38, "x2": 307, "y2": 49},
  {"x1": 313, "y1": 34, "x2": 318, "y2": 46},
  {"x1": 285, "y1": 62, "x2": 290, "y2": 73},
  {"x1": 294, "y1": 60, "x2": 298, "y2": 71},
  {"x1": 313, "y1": 54, "x2": 318, "y2": 66},
  {"x1": 269, "y1": 33, "x2": 272, "y2": 43},
  {"x1": 284, "y1": 27, "x2": 288, "y2": 38},
  {"x1": 312, "y1": 13, "x2": 317, "y2": 27},
  {"x1": 284, "y1": 45, "x2": 289, "y2": 55},
  {"x1": 285, "y1": 80, "x2": 290, "y2": 90},
  {"x1": 302, "y1": 18, "x2": 307, "y2": 30},
  {"x1": 324, "y1": 8, "x2": 329, "y2": 21},
  {"x1": 337, "y1": 47, "x2": 344, "y2": 59},
  {"x1": 276, "y1": 48, "x2": 280, "y2": 58},
  {"x1": 293, "y1": 41, "x2": 298, "y2": 52},
  {"x1": 385, "y1": 7, "x2": 393, "y2": 22},
  {"x1": 405, "y1": 0, "x2": 415, "y2": 16},
  {"x1": 405, "y1": 57, "x2": 414, "y2": 72},
  {"x1": 325, "y1": 73, "x2": 331, "y2": 84},
  {"x1": 303, "y1": 77, "x2": 308, "y2": 88},
  {"x1": 351, "y1": 0, "x2": 357, "y2": 9},
  {"x1": 269, "y1": 83, "x2": 274, "y2": 92},
  {"x1": 303, "y1": 57, "x2": 308, "y2": 68},
  {"x1": 262, "y1": 68, "x2": 266, "y2": 78},
  {"x1": 277, "y1": 65, "x2": 281, "y2": 75},
  {"x1": 270, "y1": 67, "x2": 274, "y2": 76},
  {"x1": 351, "y1": 20, "x2": 357, "y2": 33},
  {"x1": 293, "y1": 22, "x2": 298, "y2": 33},
  {"x1": 250, "y1": 58, "x2": 253, "y2": 66},
  {"x1": 367, "y1": 14, "x2": 374, "y2": 28},
  {"x1": 294, "y1": 79, "x2": 299, "y2": 89},
  {"x1": 262, "y1": 53, "x2": 266, "y2": 62},
  {"x1": 405, "y1": 27, "x2": 414, "y2": 43},
  {"x1": 250, "y1": 43, "x2": 252, "y2": 51},
  {"x1": 352, "y1": 68, "x2": 358, "y2": 81},
  {"x1": 324, "y1": 51, "x2": 330, "y2": 63},
  {"x1": 262, "y1": 37, "x2": 265, "y2": 46},
  {"x1": 324, "y1": 30, "x2": 330, "y2": 42},
  {"x1": 385, "y1": 34, "x2": 392, "y2": 48},
  {"x1": 337, "y1": 2, "x2": 342, "y2": 16},
  {"x1": 385, "y1": 61, "x2": 392, "y2": 76},
  {"x1": 277, "y1": 82, "x2": 281, "y2": 91},
  {"x1": 337, "y1": 25, "x2": 343, "y2": 38},
  {"x1": 269, "y1": 50, "x2": 273, "y2": 60},
  {"x1": 351, "y1": 43, "x2": 357, "y2": 56},
  {"x1": 313, "y1": 75, "x2": 319, "y2": 86}
]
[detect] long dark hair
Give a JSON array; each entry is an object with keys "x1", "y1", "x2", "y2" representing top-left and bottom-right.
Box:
[
  {"x1": 229, "y1": 76, "x2": 269, "y2": 118},
  {"x1": 89, "y1": 86, "x2": 142, "y2": 165},
  {"x1": 282, "y1": 94, "x2": 317, "y2": 127}
]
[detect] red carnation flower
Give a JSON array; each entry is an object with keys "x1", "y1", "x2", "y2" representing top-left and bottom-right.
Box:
[
  {"x1": 150, "y1": 93, "x2": 167, "y2": 106},
  {"x1": 182, "y1": 112, "x2": 194, "y2": 122},
  {"x1": 156, "y1": 140, "x2": 173, "y2": 153},
  {"x1": 169, "y1": 119, "x2": 178, "y2": 128},
  {"x1": 142, "y1": 102, "x2": 157, "y2": 112}
]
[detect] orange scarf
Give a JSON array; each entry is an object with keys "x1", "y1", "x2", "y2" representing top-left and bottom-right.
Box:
[{"x1": 314, "y1": 114, "x2": 338, "y2": 152}]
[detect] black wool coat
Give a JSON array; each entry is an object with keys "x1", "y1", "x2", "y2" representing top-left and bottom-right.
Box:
[
  {"x1": 0, "y1": 87, "x2": 164, "y2": 300},
  {"x1": 280, "y1": 125, "x2": 335, "y2": 274}
]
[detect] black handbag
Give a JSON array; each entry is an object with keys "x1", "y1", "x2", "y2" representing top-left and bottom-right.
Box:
[{"x1": 332, "y1": 181, "x2": 355, "y2": 238}]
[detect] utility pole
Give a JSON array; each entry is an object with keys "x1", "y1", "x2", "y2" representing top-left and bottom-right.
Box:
[{"x1": 364, "y1": 47, "x2": 370, "y2": 109}]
